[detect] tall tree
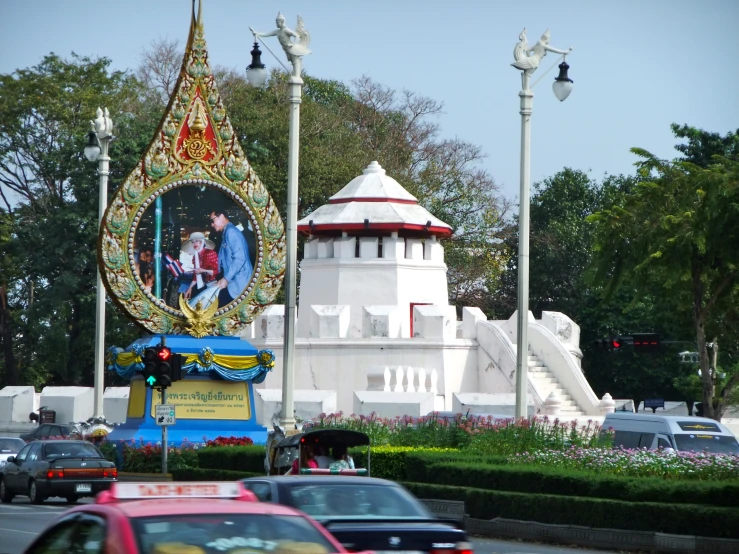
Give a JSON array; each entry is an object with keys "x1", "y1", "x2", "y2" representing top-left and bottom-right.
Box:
[
  {"x1": 589, "y1": 127, "x2": 739, "y2": 419},
  {"x1": 0, "y1": 54, "x2": 154, "y2": 387}
]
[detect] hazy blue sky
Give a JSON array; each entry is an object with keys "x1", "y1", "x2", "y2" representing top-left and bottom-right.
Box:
[{"x1": 1, "y1": 0, "x2": 737, "y2": 203}]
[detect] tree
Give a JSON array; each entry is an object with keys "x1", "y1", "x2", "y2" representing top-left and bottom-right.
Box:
[
  {"x1": 0, "y1": 54, "x2": 154, "y2": 387},
  {"x1": 589, "y1": 127, "x2": 739, "y2": 420},
  {"x1": 218, "y1": 67, "x2": 510, "y2": 312}
]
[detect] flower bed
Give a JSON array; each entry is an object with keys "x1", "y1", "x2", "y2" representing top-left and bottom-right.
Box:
[{"x1": 510, "y1": 446, "x2": 739, "y2": 480}]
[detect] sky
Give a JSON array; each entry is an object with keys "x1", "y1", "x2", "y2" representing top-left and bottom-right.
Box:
[{"x1": 1, "y1": 0, "x2": 738, "y2": 204}]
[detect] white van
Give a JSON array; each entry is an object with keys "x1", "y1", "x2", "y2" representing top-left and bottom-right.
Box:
[{"x1": 602, "y1": 413, "x2": 739, "y2": 455}]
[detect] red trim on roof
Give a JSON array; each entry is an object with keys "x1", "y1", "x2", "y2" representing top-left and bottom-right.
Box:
[
  {"x1": 328, "y1": 197, "x2": 417, "y2": 205},
  {"x1": 297, "y1": 222, "x2": 452, "y2": 237}
]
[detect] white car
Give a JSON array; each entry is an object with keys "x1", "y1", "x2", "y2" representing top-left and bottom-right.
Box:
[{"x1": 0, "y1": 437, "x2": 26, "y2": 470}]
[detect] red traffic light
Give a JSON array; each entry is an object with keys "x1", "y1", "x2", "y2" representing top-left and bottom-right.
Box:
[
  {"x1": 158, "y1": 347, "x2": 171, "y2": 361},
  {"x1": 612, "y1": 339, "x2": 621, "y2": 349}
]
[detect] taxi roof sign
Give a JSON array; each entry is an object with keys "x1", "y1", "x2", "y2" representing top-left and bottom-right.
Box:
[{"x1": 97, "y1": 482, "x2": 256, "y2": 503}]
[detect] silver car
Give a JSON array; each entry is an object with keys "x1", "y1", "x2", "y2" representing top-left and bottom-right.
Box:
[{"x1": 0, "y1": 437, "x2": 26, "y2": 470}]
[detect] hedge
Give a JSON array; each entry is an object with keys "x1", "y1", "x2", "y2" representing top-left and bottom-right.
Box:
[
  {"x1": 196, "y1": 445, "x2": 266, "y2": 473},
  {"x1": 402, "y1": 482, "x2": 739, "y2": 539},
  {"x1": 172, "y1": 468, "x2": 262, "y2": 481},
  {"x1": 404, "y1": 461, "x2": 739, "y2": 508}
]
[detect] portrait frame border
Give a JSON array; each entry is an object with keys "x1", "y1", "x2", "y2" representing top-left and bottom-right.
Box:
[{"x1": 99, "y1": 171, "x2": 286, "y2": 337}]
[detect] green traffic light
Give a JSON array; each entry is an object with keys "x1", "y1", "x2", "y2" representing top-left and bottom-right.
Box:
[{"x1": 146, "y1": 375, "x2": 157, "y2": 386}]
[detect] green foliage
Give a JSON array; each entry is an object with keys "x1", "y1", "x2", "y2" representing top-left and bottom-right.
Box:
[
  {"x1": 368, "y1": 446, "x2": 459, "y2": 481},
  {"x1": 588, "y1": 128, "x2": 739, "y2": 418},
  {"x1": 403, "y1": 482, "x2": 739, "y2": 539},
  {"x1": 196, "y1": 445, "x2": 266, "y2": 473},
  {"x1": 405, "y1": 461, "x2": 739, "y2": 506},
  {"x1": 0, "y1": 53, "x2": 154, "y2": 388},
  {"x1": 171, "y1": 468, "x2": 262, "y2": 481}
]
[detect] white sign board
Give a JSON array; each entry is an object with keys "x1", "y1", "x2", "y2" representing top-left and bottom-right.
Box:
[{"x1": 155, "y1": 404, "x2": 176, "y2": 426}]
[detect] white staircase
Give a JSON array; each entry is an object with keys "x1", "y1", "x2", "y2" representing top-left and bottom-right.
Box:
[{"x1": 527, "y1": 350, "x2": 584, "y2": 417}]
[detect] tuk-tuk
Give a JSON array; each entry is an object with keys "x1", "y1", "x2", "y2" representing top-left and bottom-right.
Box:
[{"x1": 265, "y1": 428, "x2": 371, "y2": 476}]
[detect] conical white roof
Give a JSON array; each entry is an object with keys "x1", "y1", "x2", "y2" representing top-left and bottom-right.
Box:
[{"x1": 298, "y1": 161, "x2": 452, "y2": 236}]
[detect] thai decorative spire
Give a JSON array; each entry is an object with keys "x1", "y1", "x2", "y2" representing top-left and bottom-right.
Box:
[{"x1": 99, "y1": 0, "x2": 286, "y2": 337}]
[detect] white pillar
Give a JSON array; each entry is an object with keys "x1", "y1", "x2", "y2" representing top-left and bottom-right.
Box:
[
  {"x1": 515, "y1": 82, "x2": 534, "y2": 420},
  {"x1": 280, "y1": 58, "x2": 303, "y2": 430},
  {"x1": 544, "y1": 391, "x2": 561, "y2": 416},
  {"x1": 599, "y1": 393, "x2": 616, "y2": 415}
]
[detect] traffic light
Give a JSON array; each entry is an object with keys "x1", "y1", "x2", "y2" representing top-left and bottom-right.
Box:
[
  {"x1": 156, "y1": 346, "x2": 173, "y2": 388},
  {"x1": 633, "y1": 333, "x2": 660, "y2": 351},
  {"x1": 170, "y1": 353, "x2": 183, "y2": 383},
  {"x1": 142, "y1": 347, "x2": 159, "y2": 388},
  {"x1": 593, "y1": 338, "x2": 623, "y2": 350}
]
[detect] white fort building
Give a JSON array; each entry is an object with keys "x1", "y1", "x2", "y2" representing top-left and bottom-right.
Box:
[{"x1": 247, "y1": 161, "x2": 614, "y2": 424}]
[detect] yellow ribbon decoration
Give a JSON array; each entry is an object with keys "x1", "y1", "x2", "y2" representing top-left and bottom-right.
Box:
[
  {"x1": 183, "y1": 353, "x2": 261, "y2": 371},
  {"x1": 116, "y1": 352, "x2": 142, "y2": 366}
]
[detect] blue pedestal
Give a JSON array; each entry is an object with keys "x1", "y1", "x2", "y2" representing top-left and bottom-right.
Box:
[{"x1": 107, "y1": 335, "x2": 271, "y2": 447}]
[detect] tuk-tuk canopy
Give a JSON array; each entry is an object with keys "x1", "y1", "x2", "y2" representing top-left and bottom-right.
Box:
[{"x1": 276, "y1": 428, "x2": 370, "y2": 450}]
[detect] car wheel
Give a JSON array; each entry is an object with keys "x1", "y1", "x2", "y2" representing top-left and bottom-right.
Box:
[
  {"x1": 65, "y1": 495, "x2": 79, "y2": 504},
  {"x1": 28, "y1": 480, "x2": 45, "y2": 505},
  {"x1": 0, "y1": 478, "x2": 13, "y2": 503}
]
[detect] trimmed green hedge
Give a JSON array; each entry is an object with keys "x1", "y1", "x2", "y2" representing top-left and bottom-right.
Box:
[
  {"x1": 196, "y1": 446, "x2": 265, "y2": 473},
  {"x1": 402, "y1": 482, "x2": 739, "y2": 539},
  {"x1": 404, "y1": 461, "x2": 739, "y2": 508},
  {"x1": 172, "y1": 467, "x2": 262, "y2": 481}
]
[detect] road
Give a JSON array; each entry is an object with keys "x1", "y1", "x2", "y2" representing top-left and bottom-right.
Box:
[{"x1": 1, "y1": 497, "x2": 617, "y2": 554}]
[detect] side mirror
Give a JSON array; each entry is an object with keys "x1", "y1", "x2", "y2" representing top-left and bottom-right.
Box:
[{"x1": 5, "y1": 456, "x2": 15, "y2": 464}]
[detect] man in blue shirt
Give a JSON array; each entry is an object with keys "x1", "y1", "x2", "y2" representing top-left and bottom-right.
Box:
[{"x1": 209, "y1": 210, "x2": 253, "y2": 307}]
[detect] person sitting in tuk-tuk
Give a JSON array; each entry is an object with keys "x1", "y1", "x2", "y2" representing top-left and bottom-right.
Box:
[
  {"x1": 291, "y1": 443, "x2": 318, "y2": 474},
  {"x1": 328, "y1": 445, "x2": 355, "y2": 470},
  {"x1": 313, "y1": 445, "x2": 333, "y2": 469}
]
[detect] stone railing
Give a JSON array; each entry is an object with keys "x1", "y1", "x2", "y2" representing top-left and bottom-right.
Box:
[{"x1": 366, "y1": 366, "x2": 440, "y2": 394}]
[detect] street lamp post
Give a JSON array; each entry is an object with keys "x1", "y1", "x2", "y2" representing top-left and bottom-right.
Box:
[
  {"x1": 84, "y1": 107, "x2": 115, "y2": 419},
  {"x1": 249, "y1": 14, "x2": 311, "y2": 430},
  {"x1": 511, "y1": 29, "x2": 573, "y2": 419}
]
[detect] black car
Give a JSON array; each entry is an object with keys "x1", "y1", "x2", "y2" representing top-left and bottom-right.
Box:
[
  {"x1": 19, "y1": 423, "x2": 73, "y2": 442},
  {"x1": 241, "y1": 475, "x2": 473, "y2": 553},
  {"x1": 0, "y1": 439, "x2": 117, "y2": 504}
]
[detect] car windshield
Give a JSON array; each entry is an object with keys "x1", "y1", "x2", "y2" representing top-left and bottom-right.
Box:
[
  {"x1": 287, "y1": 482, "x2": 432, "y2": 520},
  {"x1": 131, "y1": 514, "x2": 339, "y2": 554},
  {"x1": 44, "y1": 442, "x2": 103, "y2": 460},
  {"x1": 0, "y1": 438, "x2": 25, "y2": 453},
  {"x1": 673, "y1": 434, "x2": 739, "y2": 455}
]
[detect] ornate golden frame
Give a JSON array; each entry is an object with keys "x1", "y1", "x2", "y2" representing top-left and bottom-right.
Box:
[{"x1": 98, "y1": 9, "x2": 285, "y2": 336}]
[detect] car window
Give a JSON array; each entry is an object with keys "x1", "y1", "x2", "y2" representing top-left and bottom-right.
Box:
[
  {"x1": 657, "y1": 437, "x2": 672, "y2": 449},
  {"x1": 44, "y1": 443, "x2": 104, "y2": 460},
  {"x1": 49, "y1": 426, "x2": 67, "y2": 439},
  {"x1": 25, "y1": 519, "x2": 78, "y2": 554},
  {"x1": 70, "y1": 516, "x2": 107, "y2": 554},
  {"x1": 15, "y1": 444, "x2": 32, "y2": 463},
  {"x1": 0, "y1": 438, "x2": 25, "y2": 453},
  {"x1": 638, "y1": 433, "x2": 655, "y2": 448},
  {"x1": 674, "y1": 434, "x2": 739, "y2": 454},
  {"x1": 243, "y1": 481, "x2": 272, "y2": 502},
  {"x1": 131, "y1": 514, "x2": 337, "y2": 554},
  {"x1": 32, "y1": 425, "x2": 46, "y2": 439},
  {"x1": 287, "y1": 483, "x2": 432, "y2": 519},
  {"x1": 27, "y1": 442, "x2": 43, "y2": 462}
]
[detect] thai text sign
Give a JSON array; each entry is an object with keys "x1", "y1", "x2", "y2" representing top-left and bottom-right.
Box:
[{"x1": 151, "y1": 380, "x2": 251, "y2": 420}]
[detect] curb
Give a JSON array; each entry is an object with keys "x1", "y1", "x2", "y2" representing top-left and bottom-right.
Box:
[{"x1": 465, "y1": 517, "x2": 739, "y2": 554}]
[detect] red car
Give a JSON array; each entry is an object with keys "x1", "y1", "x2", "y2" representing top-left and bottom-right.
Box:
[{"x1": 22, "y1": 481, "x2": 370, "y2": 554}]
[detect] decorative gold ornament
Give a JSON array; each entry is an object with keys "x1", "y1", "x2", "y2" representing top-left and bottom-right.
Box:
[
  {"x1": 98, "y1": 3, "x2": 285, "y2": 336},
  {"x1": 179, "y1": 294, "x2": 218, "y2": 338}
]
